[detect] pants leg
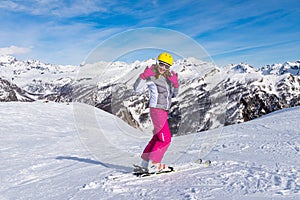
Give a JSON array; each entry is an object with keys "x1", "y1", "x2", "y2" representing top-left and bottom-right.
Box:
[
  {"x1": 141, "y1": 136, "x2": 156, "y2": 161},
  {"x1": 141, "y1": 108, "x2": 172, "y2": 163}
]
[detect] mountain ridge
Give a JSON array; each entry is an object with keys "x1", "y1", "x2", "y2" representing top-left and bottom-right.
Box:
[{"x1": 1, "y1": 55, "x2": 299, "y2": 135}]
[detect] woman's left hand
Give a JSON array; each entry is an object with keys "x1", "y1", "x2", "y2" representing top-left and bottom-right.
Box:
[{"x1": 167, "y1": 71, "x2": 179, "y2": 88}]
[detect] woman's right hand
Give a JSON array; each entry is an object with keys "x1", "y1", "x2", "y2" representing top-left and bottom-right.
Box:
[{"x1": 140, "y1": 65, "x2": 156, "y2": 80}]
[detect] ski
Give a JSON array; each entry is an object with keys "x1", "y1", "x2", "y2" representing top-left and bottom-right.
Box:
[
  {"x1": 133, "y1": 165, "x2": 175, "y2": 177},
  {"x1": 108, "y1": 159, "x2": 212, "y2": 181},
  {"x1": 132, "y1": 159, "x2": 211, "y2": 177}
]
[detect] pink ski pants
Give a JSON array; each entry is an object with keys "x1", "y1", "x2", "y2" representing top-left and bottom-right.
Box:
[{"x1": 141, "y1": 108, "x2": 172, "y2": 163}]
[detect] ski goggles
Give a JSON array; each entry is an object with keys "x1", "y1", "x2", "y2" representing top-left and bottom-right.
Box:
[{"x1": 158, "y1": 61, "x2": 171, "y2": 70}]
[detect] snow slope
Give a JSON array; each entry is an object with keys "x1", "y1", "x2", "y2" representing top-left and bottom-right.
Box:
[{"x1": 1, "y1": 102, "x2": 300, "y2": 199}]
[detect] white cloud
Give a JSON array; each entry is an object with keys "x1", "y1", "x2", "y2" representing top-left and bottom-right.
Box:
[
  {"x1": 0, "y1": 46, "x2": 31, "y2": 56},
  {"x1": 0, "y1": 0, "x2": 18, "y2": 10},
  {"x1": 85, "y1": 28, "x2": 211, "y2": 64},
  {"x1": 0, "y1": 0, "x2": 108, "y2": 17}
]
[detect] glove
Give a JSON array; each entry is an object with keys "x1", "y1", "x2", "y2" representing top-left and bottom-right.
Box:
[
  {"x1": 140, "y1": 65, "x2": 156, "y2": 80},
  {"x1": 167, "y1": 71, "x2": 179, "y2": 88}
]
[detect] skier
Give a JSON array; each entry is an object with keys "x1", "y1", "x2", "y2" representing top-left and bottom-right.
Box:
[{"x1": 133, "y1": 52, "x2": 179, "y2": 173}]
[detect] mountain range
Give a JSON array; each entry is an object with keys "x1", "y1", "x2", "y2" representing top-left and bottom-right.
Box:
[{"x1": 1, "y1": 55, "x2": 299, "y2": 135}]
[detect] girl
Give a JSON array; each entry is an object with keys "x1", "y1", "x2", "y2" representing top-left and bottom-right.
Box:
[{"x1": 133, "y1": 52, "x2": 179, "y2": 173}]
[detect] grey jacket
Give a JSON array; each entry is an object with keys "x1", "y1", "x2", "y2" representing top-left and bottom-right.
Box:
[{"x1": 134, "y1": 75, "x2": 178, "y2": 111}]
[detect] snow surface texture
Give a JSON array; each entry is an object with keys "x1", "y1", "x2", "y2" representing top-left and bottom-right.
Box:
[{"x1": 1, "y1": 102, "x2": 300, "y2": 200}]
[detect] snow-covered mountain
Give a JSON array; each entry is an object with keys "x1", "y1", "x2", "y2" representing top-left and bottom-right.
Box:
[
  {"x1": 0, "y1": 55, "x2": 77, "y2": 101},
  {"x1": 223, "y1": 62, "x2": 300, "y2": 123},
  {"x1": 0, "y1": 77, "x2": 34, "y2": 102},
  {"x1": 1, "y1": 102, "x2": 300, "y2": 199},
  {"x1": 261, "y1": 61, "x2": 300, "y2": 76},
  {"x1": 0, "y1": 55, "x2": 299, "y2": 135}
]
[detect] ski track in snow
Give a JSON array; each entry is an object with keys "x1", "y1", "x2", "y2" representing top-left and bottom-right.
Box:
[
  {"x1": 101, "y1": 160, "x2": 300, "y2": 199},
  {"x1": 1, "y1": 102, "x2": 300, "y2": 200}
]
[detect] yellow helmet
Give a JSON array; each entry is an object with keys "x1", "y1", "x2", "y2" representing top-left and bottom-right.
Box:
[{"x1": 157, "y1": 52, "x2": 173, "y2": 66}]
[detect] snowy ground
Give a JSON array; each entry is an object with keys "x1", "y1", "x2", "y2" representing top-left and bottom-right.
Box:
[{"x1": 1, "y1": 102, "x2": 300, "y2": 200}]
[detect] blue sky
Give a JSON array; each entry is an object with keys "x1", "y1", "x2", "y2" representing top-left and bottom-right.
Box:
[{"x1": 0, "y1": 0, "x2": 299, "y2": 67}]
